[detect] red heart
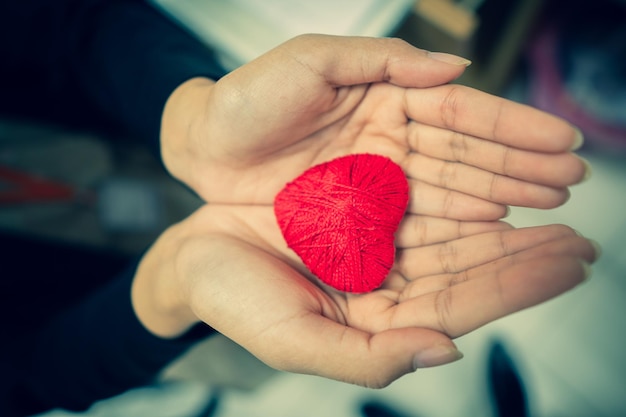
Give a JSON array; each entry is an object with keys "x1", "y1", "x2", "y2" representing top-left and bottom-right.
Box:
[{"x1": 274, "y1": 154, "x2": 409, "y2": 293}]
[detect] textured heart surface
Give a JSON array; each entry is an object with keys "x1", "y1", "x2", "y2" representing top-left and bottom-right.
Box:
[{"x1": 274, "y1": 154, "x2": 409, "y2": 293}]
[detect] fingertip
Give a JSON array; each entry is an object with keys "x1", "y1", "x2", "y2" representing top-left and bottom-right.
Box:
[
  {"x1": 570, "y1": 127, "x2": 585, "y2": 151},
  {"x1": 589, "y1": 239, "x2": 602, "y2": 262},
  {"x1": 361, "y1": 328, "x2": 455, "y2": 386},
  {"x1": 531, "y1": 187, "x2": 571, "y2": 210},
  {"x1": 498, "y1": 220, "x2": 515, "y2": 230},
  {"x1": 413, "y1": 343, "x2": 464, "y2": 369},
  {"x1": 577, "y1": 155, "x2": 593, "y2": 183},
  {"x1": 384, "y1": 40, "x2": 469, "y2": 87},
  {"x1": 427, "y1": 51, "x2": 472, "y2": 67}
]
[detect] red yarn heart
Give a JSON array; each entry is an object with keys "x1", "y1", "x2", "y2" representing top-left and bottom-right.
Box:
[{"x1": 274, "y1": 154, "x2": 409, "y2": 293}]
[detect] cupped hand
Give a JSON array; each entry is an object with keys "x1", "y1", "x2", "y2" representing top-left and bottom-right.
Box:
[
  {"x1": 133, "y1": 204, "x2": 598, "y2": 388},
  {"x1": 161, "y1": 35, "x2": 588, "y2": 220}
]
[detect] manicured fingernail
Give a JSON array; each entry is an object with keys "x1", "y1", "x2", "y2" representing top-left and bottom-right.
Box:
[
  {"x1": 413, "y1": 345, "x2": 464, "y2": 369},
  {"x1": 571, "y1": 127, "x2": 585, "y2": 151},
  {"x1": 578, "y1": 156, "x2": 592, "y2": 183},
  {"x1": 428, "y1": 51, "x2": 472, "y2": 66}
]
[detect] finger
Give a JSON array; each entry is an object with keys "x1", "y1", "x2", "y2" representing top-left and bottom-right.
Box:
[
  {"x1": 463, "y1": 234, "x2": 599, "y2": 279},
  {"x1": 407, "y1": 123, "x2": 589, "y2": 187},
  {"x1": 408, "y1": 179, "x2": 508, "y2": 220},
  {"x1": 396, "y1": 224, "x2": 577, "y2": 279},
  {"x1": 188, "y1": 232, "x2": 460, "y2": 386},
  {"x1": 405, "y1": 153, "x2": 570, "y2": 209},
  {"x1": 267, "y1": 313, "x2": 460, "y2": 387},
  {"x1": 399, "y1": 234, "x2": 599, "y2": 299},
  {"x1": 395, "y1": 256, "x2": 590, "y2": 338},
  {"x1": 280, "y1": 34, "x2": 468, "y2": 88},
  {"x1": 404, "y1": 84, "x2": 582, "y2": 152},
  {"x1": 396, "y1": 215, "x2": 512, "y2": 248}
]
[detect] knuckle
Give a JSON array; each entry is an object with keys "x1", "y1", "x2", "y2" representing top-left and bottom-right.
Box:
[
  {"x1": 487, "y1": 172, "x2": 500, "y2": 201},
  {"x1": 434, "y1": 289, "x2": 455, "y2": 335},
  {"x1": 440, "y1": 161, "x2": 459, "y2": 189},
  {"x1": 381, "y1": 36, "x2": 411, "y2": 52},
  {"x1": 449, "y1": 270, "x2": 470, "y2": 286},
  {"x1": 438, "y1": 241, "x2": 458, "y2": 274},
  {"x1": 441, "y1": 190, "x2": 457, "y2": 220},
  {"x1": 449, "y1": 131, "x2": 469, "y2": 161},
  {"x1": 439, "y1": 85, "x2": 464, "y2": 129}
]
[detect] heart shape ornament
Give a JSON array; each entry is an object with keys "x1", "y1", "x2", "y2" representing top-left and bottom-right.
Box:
[{"x1": 274, "y1": 154, "x2": 409, "y2": 293}]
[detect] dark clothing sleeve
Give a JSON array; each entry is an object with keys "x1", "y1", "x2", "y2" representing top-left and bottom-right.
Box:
[
  {"x1": 0, "y1": 0, "x2": 226, "y2": 152},
  {"x1": 5, "y1": 261, "x2": 213, "y2": 417},
  {"x1": 0, "y1": 0, "x2": 225, "y2": 415}
]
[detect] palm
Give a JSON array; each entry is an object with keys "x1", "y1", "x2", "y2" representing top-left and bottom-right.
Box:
[
  {"x1": 186, "y1": 38, "x2": 585, "y2": 220},
  {"x1": 163, "y1": 35, "x2": 593, "y2": 387},
  {"x1": 182, "y1": 204, "x2": 595, "y2": 386}
]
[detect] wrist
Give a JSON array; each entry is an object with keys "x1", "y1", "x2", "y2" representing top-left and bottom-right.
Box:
[
  {"x1": 160, "y1": 77, "x2": 215, "y2": 197},
  {"x1": 131, "y1": 222, "x2": 200, "y2": 339}
]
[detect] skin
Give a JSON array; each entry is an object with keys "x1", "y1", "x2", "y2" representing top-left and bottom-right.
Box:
[
  {"x1": 161, "y1": 35, "x2": 587, "y2": 212},
  {"x1": 132, "y1": 35, "x2": 597, "y2": 388},
  {"x1": 132, "y1": 206, "x2": 597, "y2": 388}
]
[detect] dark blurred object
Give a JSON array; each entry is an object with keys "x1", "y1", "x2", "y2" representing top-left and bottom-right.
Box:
[
  {"x1": 395, "y1": 0, "x2": 543, "y2": 94},
  {"x1": 526, "y1": 0, "x2": 626, "y2": 154},
  {"x1": 195, "y1": 388, "x2": 221, "y2": 417},
  {"x1": 0, "y1": 165, "x2": 77, "y2": 204},
  {"x1": 487, "y1": 340, "x2": 529, "y2": 417},
  {"x1": 360, "y1": 398, "x2": 418, "y2": 417},
  {"x1": 0, "y1": 230, "x2": 132, "y2": 338}
]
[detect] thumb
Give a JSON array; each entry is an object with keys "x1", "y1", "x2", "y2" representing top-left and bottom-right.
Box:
[
  {"x1": 281, "y1": 34, "x2": 471, "y2": 88},
  {"x1": 263, "y1": 314, "x2": 463, "y2": 388},
  {"x1": 359, "y1": 327, "x2": 464, "y2": 387}
]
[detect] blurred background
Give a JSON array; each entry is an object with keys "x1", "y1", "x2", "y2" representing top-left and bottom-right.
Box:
[{"x1": 2, "y1": 0, "x2": 625, "y2": 416}]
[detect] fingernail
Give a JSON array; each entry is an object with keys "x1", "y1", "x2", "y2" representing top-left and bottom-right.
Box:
[
  {"x1": 428, "y1": 51, "x2": 472, "y2": 66},
  {"x1": 413, "y1": 345, "x2": 464, "y2": 369},
  {"x1": 571, "y1": 127, "x2": 585, "y2": 151},
  {"x1": 578, "y1": 156, "x2": 592, "y2": 183}
]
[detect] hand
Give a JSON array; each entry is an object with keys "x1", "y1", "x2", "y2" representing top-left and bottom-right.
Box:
[
  {"x1": 132, "y1": 205, "x2": 598, "y2": 388},
  {"x1": 161, "y1": 35, "x2": 588, "y2": 221}
]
